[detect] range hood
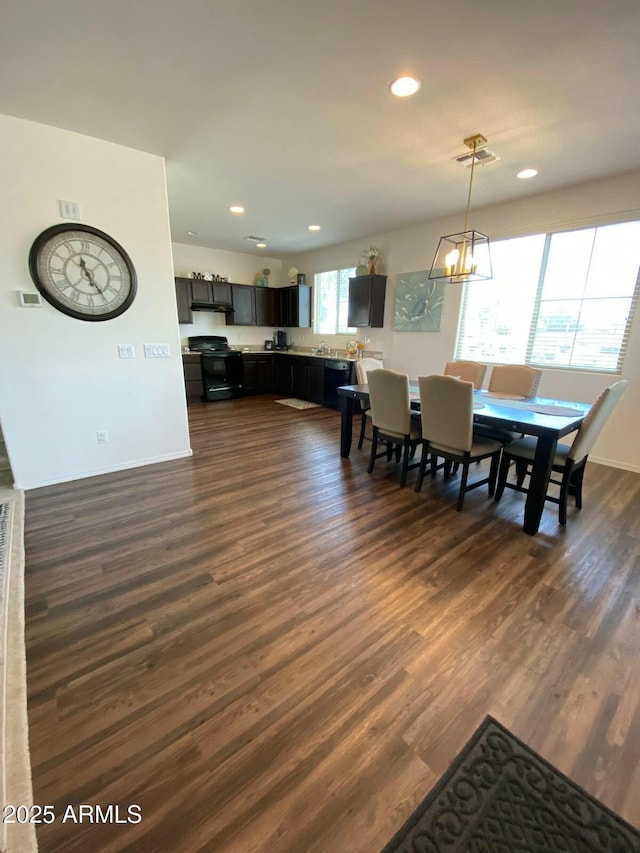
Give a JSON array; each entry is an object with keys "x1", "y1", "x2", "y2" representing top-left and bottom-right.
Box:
[{"x1": 190, "y1": 301, "x2": 234, "y2": 313}]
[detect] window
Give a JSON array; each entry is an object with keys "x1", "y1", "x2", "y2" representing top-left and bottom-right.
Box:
[
  {"x1": 314, "y1": 267, "x2": 356, "y2": 335},
  {"x1": 456, "y1": 221, "x2": 640, "y2": 372}
]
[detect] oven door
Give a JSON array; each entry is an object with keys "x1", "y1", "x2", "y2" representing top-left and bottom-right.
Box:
[{"x1": 201, "y1": 351, "x2": 243, "y2": 401}]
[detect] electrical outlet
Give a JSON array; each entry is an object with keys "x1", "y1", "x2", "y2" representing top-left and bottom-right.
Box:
[
  {"x1": 118, "y1": 344, "x2": 135, "y2": 359},
  {"x1": 144, "y1": 343, "x2": 170, "y2": 358},
  {"x1": 96, "y1": 430, "x2": 109, "y2": 444},
  {"x1": 364, "y1": 337, "x2": 371, "y2": 344}
]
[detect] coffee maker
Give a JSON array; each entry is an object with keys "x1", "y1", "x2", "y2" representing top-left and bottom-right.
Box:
[{"x1": 274, "y1": 330, "x2": 288, "y2": 350}]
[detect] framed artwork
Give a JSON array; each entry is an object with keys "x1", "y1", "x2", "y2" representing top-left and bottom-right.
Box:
[{"x1": 393, "y1": 270, "x2": 445, "y2": 332}]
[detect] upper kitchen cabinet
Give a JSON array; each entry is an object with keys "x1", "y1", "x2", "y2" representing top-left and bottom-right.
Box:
[
  {"x1": 255, "y1": 287, "x2": 277, "y2": 327},
  {"x1": 278, "y1": 284, "x2": 311, "y2": 328},
  {"x1": 348, "y1": 274, "x2": 387, "y2": 327},
  {"x1": 175, "y1": 277, "x2": 192, "y2": 323},
  {"x1": 226, "y1": 284, "x2": 256, "y2": 326},
  {"x1": 175, "y1": 277, "x2": 233, "y2": 324}
]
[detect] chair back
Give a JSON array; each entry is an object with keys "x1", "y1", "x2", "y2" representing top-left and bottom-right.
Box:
[
  {"x1": 488, "y1": 364, "x2": 542, "y2": 397},
  {"x1": 355, "y1": 357, "x2": 383, "y2": 384},
  {"x1": 419, "y1": 374, "x2": 474, "y2": 453},
  {"x1": 367, "y1": 369, "x2": 412, "y2": 436},
  {"x1": 569, "y1": 380, "x2": 628, "y2": 462},
  {"x1": 444, "y1": 360, "x2": 487, "y2": 389}
]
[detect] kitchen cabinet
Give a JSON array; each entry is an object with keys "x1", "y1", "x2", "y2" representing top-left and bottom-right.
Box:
[
  {"x1": 271, "y1": 355, "x2": 351, "y2": 405},
  {"x1": 190, "y1": 279, "x2": 232, "y2": 305},
  {"x1": 175, "y1": 277, "x2": 192, "y2": 324},
  {"x1": 307, "y1": 359, "x2": 325, "y2": 404},
  {"x1": 242, "y1": 353, "x2": 274, "y2": 393},
  {"x1": 227, "y1": 284, "x2": 256, "y2": 326},
  {"x1": 274, "y1": 355, "x2": 292, "y2": 395},
  {"x1": 255, "y1": 287, "x2": 277, "y2": 326},
  {"x1": 182, "y1": 354, "x2": 203, "y2": 402},
  {"x1": 175, "y1": 277, "x2": 233, "y2": 324},
  {"x1": 348, "y1": 274, "x2": 387, "y2": 328},
  {"x1": 277, "y1": 285, "x2": 311, "y2": 328}
]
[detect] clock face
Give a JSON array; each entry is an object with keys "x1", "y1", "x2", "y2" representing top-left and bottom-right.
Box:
[{"x1": 28, "y1": 224, "x2": 137, "y2": 321}]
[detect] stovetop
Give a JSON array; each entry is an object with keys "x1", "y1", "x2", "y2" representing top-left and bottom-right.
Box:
[{"x1": 188, "y1": 334, "x2": 234, "y2": 353}]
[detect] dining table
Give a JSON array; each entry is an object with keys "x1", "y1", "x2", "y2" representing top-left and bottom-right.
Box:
[{"x1": 337, "y1": 383, "x2": 591, "y2": 535}]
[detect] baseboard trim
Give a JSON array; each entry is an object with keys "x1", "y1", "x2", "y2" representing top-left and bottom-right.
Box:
[
  {"x1": 589, "y1": 455, "x2": 640, "y2": 474},
  {"x1": 17, "y1": 449, "x2": 193, "y2": 491}
]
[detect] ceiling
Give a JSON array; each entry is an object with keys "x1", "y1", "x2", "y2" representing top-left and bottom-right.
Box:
[{"x1": 1, "y1": 0, "x2": 640, "y2": 257}]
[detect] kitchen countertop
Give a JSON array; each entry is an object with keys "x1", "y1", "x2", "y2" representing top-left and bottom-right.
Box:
[{"x1": 184, "y1": 349, "x2": 371, "y2": 362}]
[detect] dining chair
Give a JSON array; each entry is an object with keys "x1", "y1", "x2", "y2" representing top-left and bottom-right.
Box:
[
  {"x1": 487, "y1": 364, "x2": 543, "y2": 397},
  {"x1": 355, "y1": 357, "x2": 384, "y2": 449},
  {"x1": 444, "y1": 360, "x2": 487, "y2": 389},
  {"x1": 475, "y1": 364, "x2": 544, "y2": 444},
  {"x1": 494, "y1": 380, "x2": 628, "y2": 525},
  {"x1": 367, "y1": 368, "x2": 422, "y2": 487},
  {"x1": 416, "y1": 374, "x2": 503, "y2": 511}
]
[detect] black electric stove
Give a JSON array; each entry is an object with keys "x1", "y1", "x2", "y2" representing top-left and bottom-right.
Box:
[{"x1": 188, "y1": 336, "x2": 243, "y2": 401}]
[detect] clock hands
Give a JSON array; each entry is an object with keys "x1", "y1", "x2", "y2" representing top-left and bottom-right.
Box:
[{"x1": 78, "y1": 255, "x2": 105, "y2": 295}]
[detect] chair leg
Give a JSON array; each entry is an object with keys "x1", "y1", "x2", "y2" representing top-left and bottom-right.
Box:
[
  {"x1": 367, "y1": 427, "x2": 379, "y2": 474},
  {"x1": 415, "y1": 443, "x2": 429, "y2": 492},
  {"x1": 572, "y1": 461, "x2": 586, "y2": 510},
  {"x1": 395, "y1": 444, "x2": 402, "y2": 463},
  {"x1": 515, "y1": 459, "x2": 528, "y2": 487},
  {"x1": 495, "y1": 452, "x2": 511, "y2": 501},
  {"x1": 430, "y1": 453, "x2": 438, "y2": 477},
  {"x1": 558, "y1": 460, "x2": 577, "y2": 526},
  {"x1": 400, "y1": 444, "x2": 410, "y2": 488},
  {"x1": 488, "y1": 452, "x2": 500, "y2": 497},
  {"x1": 457, "y1": 462, "x2": 470, "y2": 511},
  {"x1": 386, "y1": 442, "x2": 393, "y2": 461},
  {"x1": 357, "y1": 412, "x2": 367, "y2": 449}
]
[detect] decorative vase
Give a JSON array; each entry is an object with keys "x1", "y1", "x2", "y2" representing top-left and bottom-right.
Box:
[{"x1": 368, "y1": 260, "x2": 376, "y2": 275}]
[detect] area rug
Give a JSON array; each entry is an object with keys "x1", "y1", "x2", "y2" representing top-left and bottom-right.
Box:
[
  {"x1": 381, "y1": 715, "x2": 640, "y2": 852},
  {"x1": 0, "y1": 490, "x2": 37, "y2": 853},
  {"x1": 275, "y1": 398, "x2": 321, "y2": 410}
]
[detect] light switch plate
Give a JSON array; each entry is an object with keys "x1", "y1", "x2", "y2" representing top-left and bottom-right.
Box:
[
  {"x1": 118, "y1": 344, "x2": 135, "y2": 359},
  {"x1": 144, "y1": 343, "x2": 170, "y2": 358},
  {"x1": 58, "y1": 199, "x2": 81, "y2": 220}
]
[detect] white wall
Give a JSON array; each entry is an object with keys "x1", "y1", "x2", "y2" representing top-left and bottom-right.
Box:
[
  {"x1": 285, "y1": 171, "x2": 640, "y2": 472},
  {"x1": 0, "y1": 114, "x2": 191, "y2": 489},
  {"x1": 173, "y1": 242, "x2": 284, "y2": 348}
]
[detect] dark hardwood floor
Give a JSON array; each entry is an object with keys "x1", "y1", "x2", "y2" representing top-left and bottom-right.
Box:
[{"x1": 24, "y1": 395, "x2": 640, "y2": 851}]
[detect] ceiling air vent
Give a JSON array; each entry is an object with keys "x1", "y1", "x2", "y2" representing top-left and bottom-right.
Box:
[
  {"x1": 244, "y1": 235, "x2": 267, "y2": 243},
  {"x1": 454, "y1": 147, "x2": 500, "y2": 168}
]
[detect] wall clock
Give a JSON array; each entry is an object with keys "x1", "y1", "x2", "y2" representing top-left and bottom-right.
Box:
[{"x1": 28, "y1": 223, "x2": 137, "y2": 321}]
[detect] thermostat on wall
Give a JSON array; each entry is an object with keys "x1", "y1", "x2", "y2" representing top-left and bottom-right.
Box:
[{"x1": 19, "y1": 291, "x2": 43, "y2": 307}]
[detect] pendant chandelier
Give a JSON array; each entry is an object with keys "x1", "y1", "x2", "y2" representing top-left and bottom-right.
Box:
[{"x1": 429, "y1": 133, "x2": 493, "y2": 283}]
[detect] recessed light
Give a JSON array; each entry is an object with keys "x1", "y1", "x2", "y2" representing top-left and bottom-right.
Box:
[
  {"x1": 186, "y1": 230, "x2": 198, "y2": 236},
  {"x1": 229, "y1": 205, "x2": 245, "y2": 214},
  {"x1": 256, "y1": 242, "x2": 267, "y2": 248},
  {"x1": 390, "y1": 76, "x2": 421, "y2": 97},
  {"x1": 308, "y1": 224, "x2": 321, "y2": 232},
  {"x1": 517, "y1": 168, "x2": 538, "y2": 180}
]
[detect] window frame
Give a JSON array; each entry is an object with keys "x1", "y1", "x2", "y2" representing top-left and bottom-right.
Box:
[
  {"x1": 313, "y1": 266, "x2": 357, "y2": 336},
  {"x1": 455, "y1": 221, "x2": 640, "y2": 374}
]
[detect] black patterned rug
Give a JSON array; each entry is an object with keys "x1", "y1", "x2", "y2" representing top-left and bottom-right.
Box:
[{"x1": 381, "y1": 715, "x2": 640, "y2": 852}]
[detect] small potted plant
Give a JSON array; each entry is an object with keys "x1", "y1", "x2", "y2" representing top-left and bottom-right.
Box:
[{"x1": 361, "y1": 246, "x2": 380, "y2": 275}]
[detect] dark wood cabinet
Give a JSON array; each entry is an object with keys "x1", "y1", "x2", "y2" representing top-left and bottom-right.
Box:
[
  {"x1": 175, "y1": 277, "x2": 192, "y2": 324},
  {"x1": 182, "y1": 354, "x2": 203, "y2": 402},
  {"x1": 274, "y1": 355, "x2": 292, "y2": 395},
  {"x1": 277, "y1": 285, "x2": 311, "y2": 328},
  {"x1": 307, "y1": 360, "x2": 325, "y2": 404},
  {"x1": 348, "y1": 274, "x2": 387, "y2": 327},
  {"x1": 255, "y1": 287, "x2": 277, "y2": 326},
  {"x1": 227, "y1": 284, "x2": 256, "y2": 326},
  {"x1": 242, "y1": 353, "x2": 274, "y2": 393},
  {"x1": 175, "y1": 278, "x2": 233, "y2": 324}
]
